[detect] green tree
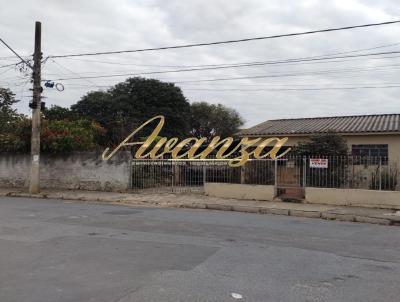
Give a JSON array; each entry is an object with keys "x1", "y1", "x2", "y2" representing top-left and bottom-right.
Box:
[
  {"x1": 0, "y1": 88, "x2": 108, "y2": 153},
  {"x1": 0, "y1": 88, "x2": 30, "y2": 152},
  {"x1": 41, "y1": 119, "x2": 106, "y2": 153},
  {"x1": 189, "y1": 102, "x2": 244, "y2": 140},
  {"x1": 0, "y1": 88, "x2": 21, "y2": 131},
  {"x1": 43, "y1": 105, "x2": 76, "y2": 121},
  {"x1": 71, "y1": 91, "x2": 112, "y2": 125},
  {"x1": 0, "y1": 87, "x2": 16, "y2": 107},
  {"x1": 293, "y1": 132, "x2": 348, "y2": 156},
  {"x1": 71, "y1": 77, "x2": 191, "y2": 145}
]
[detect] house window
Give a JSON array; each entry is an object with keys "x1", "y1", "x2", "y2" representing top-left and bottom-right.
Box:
[{"x1": 351, "y1": 144, "x2": 388, "y2": 164}]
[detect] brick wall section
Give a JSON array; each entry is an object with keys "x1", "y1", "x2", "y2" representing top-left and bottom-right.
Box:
[{"x1": 0, "y1": 152, "x2": 131, "y2": 191}]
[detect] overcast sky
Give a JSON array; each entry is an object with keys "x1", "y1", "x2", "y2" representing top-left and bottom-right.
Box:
[{"x1": 1, "y1": 0, "x2": 400, "y2": 127}]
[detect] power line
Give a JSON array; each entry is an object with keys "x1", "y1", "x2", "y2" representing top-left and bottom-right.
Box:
[
  {"x1": 173, "y1": 64, "x2": 400, "y2": 84},
  {"x1": 0, "y1": 55, "x2": 30, "y2": 60},
  {"x1": 183, "y1": 85, "x2": 400, "y2": 91},
  {"x1": 0, "y1": 65, "x2": 18, "y2": 76},
  {"x1": 48, "y1": 20, "x2": 400, "y2": 58},
  {"x1": 42, "y1": 65, "x2": 400, "y2": 90},
  {"x1": 63, "y1": 81, "x2": 400, "y2": 87},
  {"x1": 0, "y1": 55, "x2": 18, "y2": 60},
  {"x1": 55, "y1": 83, "x2": 400, "y2": 91},
  {"x1": 40, "y1": 63, "x2": 400, "y2": 89},
  {"x1": 44, "y1": 41, "x2": 400, "y2": 83},
  {"x1": 0, "y1": 79, "x2": 31, "y2": 88},
  {"x1": 0, "y1": 38, "x2": 32, "y2": 69},
  {"x1": 57, "y1": 57, "x2": 223, "y2": 68},
  {"x1": 180, "y1": 81, "x2": 400, "y2": 87},
  {"x1": 54, "y1": 40, "x2": 400, "y2": 68},
  {"x1": 43, "y1": 52, "x2": 400, "y2": 78},
  {"x1": 0, "y1": 62, "x2": 20, "y2": 69},
  {"x1": 49, "y1": 59, "x2": 102, "y2": 89},
  {"x1": 46, "y1": 50, "x2": 400, "y2": 81}
]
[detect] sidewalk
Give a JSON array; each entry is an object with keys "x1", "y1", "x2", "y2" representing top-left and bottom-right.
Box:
[{"x1": 1, "y1": 188, "x2": 399, "y2": 226}]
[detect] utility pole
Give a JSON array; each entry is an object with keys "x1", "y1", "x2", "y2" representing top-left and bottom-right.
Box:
[{"x1": 29, "y1": 21, "x2": 42, "y2": 194}]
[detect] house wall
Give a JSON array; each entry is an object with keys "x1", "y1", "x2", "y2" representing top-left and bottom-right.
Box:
[
  {"x1": 280, "y1": 134, "x2": 400, "y2": 162},
  {"x1": 0, "y1": 152, "x2": 132, "y2": 191}
]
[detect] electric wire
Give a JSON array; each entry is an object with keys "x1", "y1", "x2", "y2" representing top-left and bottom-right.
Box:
[
  {"x1": 48, "y1": 20, "x2": 400, "y2": 58},
  {"x1": 53, "y1": 40, "x2": 400, "y2": 69},
  {"x1": 45, "y1": 50, "x2": 400, "y2": 81},
  {"x1": 48, "y1": 59, "x2": 102, "y2": 89},
  {"x1": 0, "y1": 38, "x2": 32, "y2": 69}
]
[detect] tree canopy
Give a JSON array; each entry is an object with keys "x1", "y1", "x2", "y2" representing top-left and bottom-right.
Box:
[
  {"x1": 0, "y1": 88, "x2": 29, "y2": 152},
  {"x1": 0, "y1": 87, "x2": 17, "y2": 107},
  {"x1": 189, "y1": 102, "x2": 244, "y2": 140},
  {"x1": 71, "y1": 77, "x2": 191, "y2": 145},
  {"x1": 0, "y1": 88, "x2": 20, "y2": 127},
  {"x1": 293, "y1": 132, "x2": 348, "y2": 157},
  {"x1": 0, "y1": 79, "x2": 246, "y2": 154},
  {"x1": 43, "y1": 105, "x2": 76, "y2": 121}
]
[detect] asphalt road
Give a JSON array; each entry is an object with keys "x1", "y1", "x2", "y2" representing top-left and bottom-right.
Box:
[{"x1": 0, "y1": 197, "x2": 399, "y2": 302}]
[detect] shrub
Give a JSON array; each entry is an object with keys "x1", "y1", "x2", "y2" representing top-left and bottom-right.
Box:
[
  {"x1": 369, "y1": 167, "x2": 398, "y2": 191},
  {"x1": 41, "y1": 119, "x2": 106, "y2": 153},
  {"x1": 0, "y1": 117, "x2": 31, "y2": 152}
]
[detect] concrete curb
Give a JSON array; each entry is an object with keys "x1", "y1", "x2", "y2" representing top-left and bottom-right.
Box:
[
  {"x1": 179, "y1": 201, "x2": 397, "y2": 226},
  {"x1": 1, "y1": 190, "x2": 399, "y2": 226}
]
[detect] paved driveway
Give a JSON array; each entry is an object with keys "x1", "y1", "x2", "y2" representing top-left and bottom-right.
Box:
[{"x1": 0, "y1": 197, "x2": 399, "y2": 302}]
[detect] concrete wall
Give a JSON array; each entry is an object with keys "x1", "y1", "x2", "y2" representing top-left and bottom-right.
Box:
[
  {"x1": 205, "y1": 183, "x2": 400, "y2": 210},
  {"x1": 205, "y1": 183, "x2": 275, "y2": 201},
  {"x1": 0, "y1": 152, "x2": 131, "y2": 191},
  {"x1": 305, "y1": 187, "x2": 400, "y2": 209}
]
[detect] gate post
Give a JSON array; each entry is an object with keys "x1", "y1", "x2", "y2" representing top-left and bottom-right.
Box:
[
  {"x1": 302, "y1": 157, "x2": 307, "y2": 188},
  {"x1": 240, "y1": 165, "x2": 246, "y2": 184},
  {"x1": 129, "y1": 159, "x2": 133, "y2": 190}
]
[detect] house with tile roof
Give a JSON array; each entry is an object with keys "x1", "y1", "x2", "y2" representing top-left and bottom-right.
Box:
[{"x1": 238, "y1": 114, "x2": 400, "y2": 161}]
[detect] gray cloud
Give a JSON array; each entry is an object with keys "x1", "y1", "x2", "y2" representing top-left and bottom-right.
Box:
[{"x1": 1, "y1": 0, "x2": 399, "y2": 127}]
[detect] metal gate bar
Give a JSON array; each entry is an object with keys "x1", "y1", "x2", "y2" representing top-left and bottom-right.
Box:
[{"x1": 130, "y1": 157, "x2": 400, "y2": 194}]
